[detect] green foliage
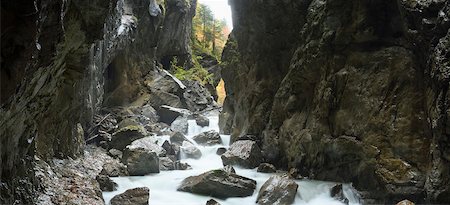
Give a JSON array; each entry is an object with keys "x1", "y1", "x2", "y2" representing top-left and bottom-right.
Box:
[{"x1": 171, "y1": 56, "x2": 213, "y2": 85}]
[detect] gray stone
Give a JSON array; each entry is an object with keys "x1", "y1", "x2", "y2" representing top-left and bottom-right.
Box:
[
  {"x1": 108, "y1": 149, "x2": 123, "y2": 159},
  {"x1": 171, "y1": 116, "x2": 189, "y2": 134},
  {"x1": 170, "y1": 132, "x2": 189, "y2": 146},
  {"x1": 257, "y1": 175, "x2": 298, "y2": 205},
  {"x1": 181, "y1": 141, "x2": 202, "y2": 159},
  {"x1": 109, "y1": 125, "x2": 146, "y2": 150},
  {"x1": 177, "y1": 169, "x2": 256, "y2": 198},
  {"x1": 257, "y1": 163, "x2": 276, "y2": 173},
  {"x1": 129, "y1": 136, "x2": 166, "y2": 157},
  {"x1": 100, "y1": 161, "x2": 128, "y2": 177},
  {"x1": 96, "y1": 174, "x2": 117, "y2": 192},
  {"x1": 122, "y1": 147, "x2": 159, "y2": 175},
  {"x1": 216, "y1": 147, "x2": 227, "y2": 155},
  {"x1": 195, "y1": 115, "x2": 210, "y2": 127},
  {"x1": 221, "y1": 140, "x2": 262, "y2": 168},
  {"x1": 110, "y1": 187, "x2": 150, "y2": 205},
  {"x1": 193, "y1": 130, "x2": 222, "y2": 145},
  {"x1": 206, "y1": 199, "x2": 221, "y2": 205}
]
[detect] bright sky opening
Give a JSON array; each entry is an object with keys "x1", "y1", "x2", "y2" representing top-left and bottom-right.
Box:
[{"x1": 198, "y1": 0, "x2": 233, "y2": 29}]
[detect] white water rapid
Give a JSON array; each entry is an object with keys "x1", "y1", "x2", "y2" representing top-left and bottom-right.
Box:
[{"x1": 103, "y1": 115, "x2": 361, "y2": 205}]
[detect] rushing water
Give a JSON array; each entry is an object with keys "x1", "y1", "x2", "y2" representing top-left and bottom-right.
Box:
[{"x1": 103, "y1": 115, "x2": 361, "y2": 205}]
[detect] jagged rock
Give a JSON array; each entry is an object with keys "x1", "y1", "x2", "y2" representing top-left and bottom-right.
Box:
[
  {"x1": 171, "y1": 116, "x2": 189, "y2": 134},
  {"x1": 221, "y1": 140, "x2": 262, "y2": 168},
  {"x1": 109, "y1": 125, "x2": 146, "y2": 150},
  {"x1": 396, "y1": 199, "x2": 415, "y2": 205},
  {"x1": 170, "y1": 132, "x2": 189, "y2": 146},
  {"x1": 122, "y1": 147, "x2": 159, "y2": 175},
  {"x1": 100, "y1": 161, "x2": 128, "y2": 177},
  {"x1": 129, "y1": 104, "x2": 159, "y2": 124},
  {"x1": 206, "y1": 199, "x2": 221, "y2": 205},
  {"x1": 216, "y1": 147, "x2": 227, "y2": 155},
  {"x1": 223, "y1": 165, "x2": 236, "y2": 174},
  {"x1": 96, "y1": 175, "x2": 117, "y2": 192},
  {"x1": 183, "y1": 80, "x2": 217, "y2": 111},
  {"x1": 158, "y1": 105, "x2": 190, "y2": 124},
  {"x1": 162, "y1": 140, "x2": 180, "y2": 158},
  {"x1": 177, "y1": 169, "x2": 256, "y2": 198},
  {"x1": 110, "y1": 187, "x2": 150, "y2": 205},
  {"x1": 195, "y1": 115, "x2": 210, "y2": 127},
  {"x1": 193, "y1": 130, "x2": 222, "y2": 145},
  {"x1": 181, "y1": 141, "x2": 202, "y2": 159},
  {"x1": 145, "y1": 122, "x2": 173, "y2": 136},
  {"x1": 159, "y1": 156, "x2": 175, "y2": 171},
  {"x1": 257, "y1": 163, "x2": 276, "y2": 173},
  {"x1": 129, "y1": 136, "x2": 166, "y2": 157},
  {"x1": 256, "y1": 175, "x2": 298, "y2": 205},
  {"x1": 108, "y1": 149, "x2": 123, "y2": 159},
  {"x1": 174, "y1": 161, "x2": 192, "y2": 170},
  {"x1": 330, "y1": 184, "x2": 349, "y2": 204}
]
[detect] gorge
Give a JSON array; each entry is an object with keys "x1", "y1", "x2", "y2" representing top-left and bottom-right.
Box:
[{"x1": 1, "y1": 0, "x2": 449, "y2": 204}]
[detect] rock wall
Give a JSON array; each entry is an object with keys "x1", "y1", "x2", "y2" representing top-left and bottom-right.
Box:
[
  {"x1": 220, "y1": 0, "x2": 449, "y2": 203},
  {"x1": 0, "y1": 0, "x2": 196, "y2": 203}
]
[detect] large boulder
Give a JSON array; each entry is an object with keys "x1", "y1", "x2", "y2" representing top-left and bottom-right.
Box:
[
  {"x1": 256, "y1": 175, "x2": 298, "y2": 205},
  {"x1": 206, "y1": 199, "x2": 221, "y2": 205},
  {"x1": 221, "y1": 140, "x2": 262, "y2": 168},
  {"x1": 109, "y1": 125, "x2": 146, "y2": 150},
  {"x1": 177, "y1": 169, "x2": 257, "y2": 198},
  {"x1": 195, "y1": 115, "x2": 210, "y2": 127},
  {"x1": 330, "y1": 184, "x2": 349, "y2": 204},
  {"x1": 157, "y1": 105, "x2": 190, "y2": 124},
  {"x1": 122, "y1": 147, "x2": 159, "y2": 175},
  {"x1": 171, "y1": 116, "x2": 189, "y2": 134},
  {"x1": 193, "y1": 130, "x2": 222, "y2": 145},
  {"x1": 110, "y1": 187, "x2": 150, "y2": 205},
  {"x1": 257, "y1": 163, "x2": 276, "y2": 173},
  {"x1": 128, "y1": 136, "x2": 166, "y2": 157},
  {"x1": 181, "y1": 141, "x2": 202, "y2": 159},
  {"x1": 162, "y1": 140, "x2": 180, "y2": 159},
  {"x1": 170, "y1": 132, "x2": 189, "y2": 146}
]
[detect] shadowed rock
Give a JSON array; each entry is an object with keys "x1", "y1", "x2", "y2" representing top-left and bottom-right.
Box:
[
  {"x1": 110, "y1": 187, "x2": 150, "y2": 205},
  {"x1": 257, "y1": 175, "x2": 298, "y2": 205},
  {"x1": 122, "y1": 147, "x2": 159, "y2": 175},
  {"x1": 193, "y1": 130, "x2": 222, "y2": 145},
  {"x1": 221, "y1": 140, "x2": 262, "y2": 168}
]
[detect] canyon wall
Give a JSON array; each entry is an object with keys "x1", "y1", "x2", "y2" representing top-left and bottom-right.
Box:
[{"x1": 220, "y1": 0, "x2": 450, "y2": 203}]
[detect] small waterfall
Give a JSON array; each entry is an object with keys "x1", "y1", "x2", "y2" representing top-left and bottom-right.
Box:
[{"x1": 102, "y1": 114, "x2": 361, "y2": 205}]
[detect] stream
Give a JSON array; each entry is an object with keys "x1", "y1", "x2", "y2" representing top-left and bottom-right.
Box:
[{"x1": 103, "y1": 115, "x2": 361, "y2": 205}]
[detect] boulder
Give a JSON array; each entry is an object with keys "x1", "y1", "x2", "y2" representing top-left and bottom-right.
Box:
[
  {"x1": 158, "y1": 105, "x2": 190, "y2": 124},
  {"x1": 257, "y1": 163, "x2": 276, "y2": 173},
  {"x1": 193, "y1": 130, "x2": 222, "y2": 145},
  {"x1": 129, "y1": 136, "x2": 166, "y2": 157},
  {"x1": 96, "y1": 174, "x2": 117, "y2": 191},
  {"x1": 257, "y1": 175, "x2": 298, "y2": 205},
  {"x1": 223, "y1": 165, "x2": 236, "y2": 174},
  {"x1": 396, "y1": 199, "x2": 415, "y2": 205},
  {"x1": 145, "y1": 122, "x2": 173, "y2": 135},
  {"x1": 181, "y1": 141, "x2": 202, "y2": 159},
  {"x1": 174, "y1": 160, "x2": 192, "y2": 170},
  {"x1": 122, "y1": 147, "x2": 159, "y2": 175},
  {"x1": 171, "y1": 116, "x2": 189, "y2": 134},
  {"x1": 159, "y1": 156, "x2": 175, "y2": 171},
  {"x1": 216, "y1": 147, "x2": 227, "y2": 155},
  {"x1": 100, "y1": 161, "x2": 128, "y2": 177},
  {"x1": 221, "y1": 140, "x2": 262, "y2": 168},
  {"x1": 170, "y1": 132, "x2": 189, "y2": 146},
  {"x1": 108, "y1": 149, "x2": 123, "y2": 159},
  {"x1": 177, "y1": 169, "x2": 257, "y2": 198},
  {"x1": 195, "y1": 115, "x2": 210, "y2": 127},
  {"x1": 206, "y1": 199, "x2": 221, "y2": 205},
  {"x1": 110, "y1": 187, "x2": 150, "y2": 205},
  {"x1": 162, "y1": 140, "x2": 181, "y2": 159},
  {"x1": 330, "y1": 184, "x2": 349, "y2": 204},
  {"x1": 109, "y1": 125, "x2": 146, "y2": 150}
]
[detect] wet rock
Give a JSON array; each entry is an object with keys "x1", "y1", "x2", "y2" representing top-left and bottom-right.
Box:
[
  {"x1": 181, "y1": 141, "x2": 202, "y2": 159},
  {"x1": 159, "y1": 156, "x2": 175, "y2": 171},
  {"x1": 100, "y1": 161, "x2": 128, "y2": 177},
  {"x1": 162, "y1": 140, "x2": 180, "y2": 159},
  {"x1": 108, "y1": 149, "x2": 123, "y2": 159},
  {"x1": 96, "y1": 175, "x2": 117, "y2": 192},
  {"x1": 396, "y1": 199, "x2": 415, "y2": 205},
  {"x1": 221, "y1": 140, "x2": 262, "y2": 168},
  {"x1": 257, "y1": 175, "x2": 298, "y2": 205},
  {"x1": 257, "y1": 163, "x2": 276, "y2": 173},
  {"x1": 216, "y1": 147, "x2": 227, "y2": 155},
  {"x1": 158, "y1": 105, "x2": 190, "y2": 124},
  {"x1": 174, "y1": 160, "x2": 192, "y2": 170},
  {"x1": 177, "y1": 169, "x2": 256, "y2": 198},
  {"x1": 109, "y1": 125, "x2": 146, "y2": 150},
  {"x1": 193, "y1": 130, "x2": 222, "y2": 145},
  {"x1": 288, "y1": 168, "x2": 303, "y2": 179},
  {"x1": 195, "y1": 115, "x2": 210, "y2": 127},
  {"x1": 206, "y1": 199, "x2": 221, "y2": 205},
  {"x1": 330, "y1": 184, "x2": 349, "y2": 204},
  {"x1": 129, "y1": 136, "x2": 166, "y2": 157},
  {"x1": 110, "y1": 187, "x2": 150, "y2": 205},
  {"x1": 223, "y1": 165, "x2": 236, "y2": 174},
  {"x1": 122, "y1": 147, "x2": 159, "y2": 175},
  {"x1": 171, "y1": 116, "x2": 189, "y2": 134},
  {"x1": 170, "y1": 132, "x2": 189, "y2": 146}
]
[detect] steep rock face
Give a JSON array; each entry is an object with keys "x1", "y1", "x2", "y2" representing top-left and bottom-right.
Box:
[
  {"x1": 221, "y1": 0, "x2": 449, "y2": 203},
  {"x1": 0, "y1": 0, "x2": 196, "y2": 203}
]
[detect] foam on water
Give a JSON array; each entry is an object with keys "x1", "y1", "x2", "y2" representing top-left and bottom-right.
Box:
[{"x1": 103, "y1": 115, "x2": 361, "y2": 205}]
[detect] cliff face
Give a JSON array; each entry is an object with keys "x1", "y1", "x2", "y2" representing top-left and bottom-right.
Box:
[
  {"x1": 221, "y1": 0, "x2": 449, "y2": 203},
  {"x1": 0, "y1": 0, "x2": 196, "y2": 203}
]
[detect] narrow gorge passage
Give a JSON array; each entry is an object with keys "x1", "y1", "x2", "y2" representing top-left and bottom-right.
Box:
[{"x1": 1, "y1": 0, "x2": 449, "y2": 205}]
